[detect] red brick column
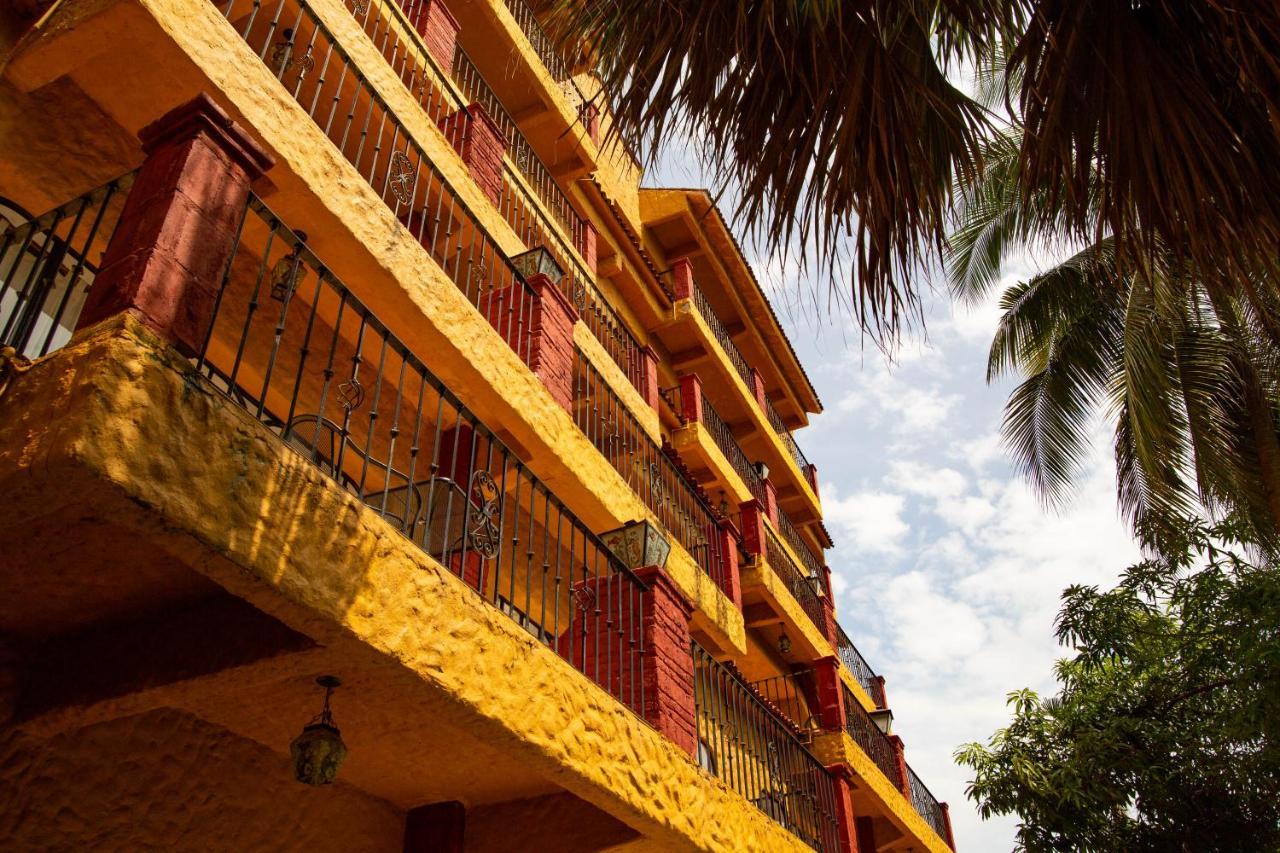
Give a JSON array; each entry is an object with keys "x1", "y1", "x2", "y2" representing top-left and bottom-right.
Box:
[
  {"x1": 580, "y1": 102, "x2": 601, "y2": 144},
  {"x1": 854, "y1": 816, "x2": 877, "y2": 853},
  {"x1": 762, "y1": 477, "x2": 779, "y2": 524},
  {"x1": 438, "y1": 103, "x2": 506, "y2": 206},
  {"x1": 637, "y1": 345, "x2": 660, "y2": 411},
  {"x1": 77, "y1": 94, "x2": 273, "y2": 356},
  {"x1": 575, "y1": 220, "x2": 597, "y2": 273},
  {"x1": 822, "y1": 599, "x2": 840, "y2": 649},
  {"x1": 404, "y1": 0, "x2": 460, "y2": 71},
  {"x1": 889, "y1": 734, "x2": 912, "y2": 799},
  {"x1": 671, "y1": 257, "x2": 694, "y2": 300},
  {"x1": 739, "y1": 499, "x2": 766, "y2": 557},
  {"x1": 807, "y1": 462, "x2": 820, "y2": 496},
  {"x1": 715, "y1": 517, "x2": 742, "y2": 609},
  {"x1": 480, "y1": 272, "x2": 578, "y2": 411},
  {"x1": 556, "y1": 565, "x2": 696, "y2": 756},
  {"x1": 941, "y1": 801, "x2": 957, "y2": 849},
  {"x1": 873, "y1": 674, "x2": 888, "y2": 709},
  {"x1": 812, "y1": 656, "x2": 846, "y2": 731},
  {"x1": 677, "y1": 373, "x2": 703, "y2": 424},
  {"x1": 826, "y1": 765, "x2": 861, "y2": 853},
  {"x1": 635, "y1": 566, "x2": 697, "y2": 756},
  {"x1": 749, "y1": 367, "x2": 768, "y2": 409}
]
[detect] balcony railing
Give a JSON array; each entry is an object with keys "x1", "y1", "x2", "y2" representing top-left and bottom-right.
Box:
[
  {"x1": 907, "y1": 762, "x2": 949, "y2": 843},
  {"x1": 199, "y1": 192, "x2": 650, "y2": 711},
  {"x1": 693, "y1": 642, "x2": 841, "y2": 851},
  {"x1": 573, "y1": 349, "x2": 735, "y2": 594},
  {"x1": 764, "y1": 392, "x2": 813, "y2": 476},
  {"x1": 835, "y1": 622, "x2": 884, "y2": 708},
  {"x1": 842, "y1": 684, "x2": 898, "y2": 785},
  {"x1": 749, "y1": 669, "x2": 819, "y2": 734},
  {"x1": 666, "y1": 382, "x2": 767, "y2": 507},
  {"x1": 764, "y1": 528, "x2": 827, "y2": 639},
  {"x1": 340, "y1": 0, "x2": 647, "y2": 395},
  {"x1": 776, "y1": 506, "x2": 825, "y2": 584},
  {"x1": 0, "y1": 174, "x2": 132, "y2": 358}
]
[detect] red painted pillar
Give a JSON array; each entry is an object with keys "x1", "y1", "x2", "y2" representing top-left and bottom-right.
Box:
[
  {"x1": 873, "y1": 674, "x2": 888, "y2": 710},
  {"x1": 404, "y1": 0, "x2": 460, "y2": 72},
  {"x1": 749, "y1": 367, "x2": 768, "y2": 410},
  {"x1": 556, "y1": 565, "x2": 696, "y2": 756},
  {"x1": 77, "y1": 94, "x2": 273, "y2": 355},
  {"x1": 671, "y1": 257, "x2": 694, "y2": 300},
  {"x1": 637, "y1": 345, "x2": 660, "y2": 411},
  {"x1": 822, "y1": 599, "x2": 840, "y2": 649},
  {"x1": 807, "y1": 462, "x2": 820, "y2": 496},
  {"x1": 480, "y1": 272, "x2": 578, "y2": 411},
  {"x1": 677, "y1": 373, "x2": 703, "y2": 424},
  {"x1": 761, "y1": 477, "x2": 779, "y2": 524},
  {"x1": 889, "y1": 734, "x2": 912, "y2": 799},
  {"x1": 438, "y1": 102, "x2": 506, "y2": 206},
  {"x1": 812, "y1": 656, "x2": 846, "y2": 731},
  {"x1": 854, "y1": 816, "x2": 877, "y2": 853},
  {"x1": 715, "y1": 517, "x2": 742, "y2": 609},
  {"x1": 826, "y1": 765, "x2": 861, "y2": 853},
  {"x1": 739, "y1": 499, "x2": 766, "y2": 557},
  {"x1": 580, "y1": 102, "x2": 601, "y2": 144},
  {"x1": 941, "y1": 801, "x2": 957, "y2": 849}
]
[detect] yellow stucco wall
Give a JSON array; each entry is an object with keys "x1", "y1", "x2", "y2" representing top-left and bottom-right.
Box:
[
  {"x1": 0, "y1": 708, "x2": 406, "y2": 852},
  {"x1": 0, "y1": 315, "x2": 803, "y2": 852}
]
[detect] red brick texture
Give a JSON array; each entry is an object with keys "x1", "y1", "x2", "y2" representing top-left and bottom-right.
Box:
[
  {"x1": 873, "y1": 674, "x2": 888, "y2": 709},
  {"x1": 826, "y1": 765, "x2": 862, "y2": 853},
  {"x1": 78, "y1": 93, "x2": 273, "y2": 356},
  {"x1": 762, "y1": 478, "x2": 779, "y2": 525},
  {"x1": 404, "y1": 0, "x2": 460, "y2": 72},
  {"x1": 671, "y1": 257, "x2": 694, "y2": 300},
  {"x1": 889, "y1": 735, "x2": 912, "y2": 799},
  {"x1": 554, "y1": 566, "x2": 696, "y2": 756},
  {"x1": 479, "y1": 273, "x2": 579, "y2": 411},
  {"x1": 822, "y1": 599, "x2": 840, "y2": 649},
  {"x1": 812, "y1": 656, "x2": 847, "y2": 731},
  {"x1": 438, "y1": 103, "x2": 507, "y2": 206},
  {"x1": 638, "y1": 345, "x2": 661, "y2": 411},
  {"x1": 739, "y1": 499, "x2": 766, "y2": 557},
  {"x1": 749, "y1": 367, "x2": 768, "y2": 409},
  {"x1": 575, "y1": 220, "x2": 597, "y2": 273},
  {"x1": 716, "y1": 518, "x2": 743, "y2": 609},
  {"x1": 807, "y1": 462, "x2": 820, "y2": 495},
  {"x1": 677, "y1": 373, "x2": 703, "y2": 424},
  {"x1": 941, "y1": 802, "x2": 956, "y2": 849}
]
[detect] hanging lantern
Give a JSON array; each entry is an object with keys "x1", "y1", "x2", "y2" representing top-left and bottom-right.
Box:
[
  {"x1": 509, "y1": 246, "x2": 565, "y2": 287},
  {"x1": 777, "y1": 630, "x2": 792, "y2": 656},
  {"x1": 600, "y1": 519, "x2": 671, "y2": 570},
  {"x1": 270, "y1": 232, "x2": 307, "y2": 302},
  {"x1": 290, "y1": 675, "x2": 347, "y2": 785}
]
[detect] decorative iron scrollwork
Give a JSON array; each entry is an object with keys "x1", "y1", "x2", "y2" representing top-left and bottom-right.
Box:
[
  {"x1": 388, "y1": 152, "x2": 415, "y2": 206},
  {"x1": 271, "y1": 29, "x2": 312, "y2": 79},
  {"x1": 350, "y1": 0, "x2": 369, "y2": 15},
  {"x1": 573, "y1": 583, "x2": 597, "y2": 613},
  {"x1": 337, "y1": 377, "x2": 365, "y2": 413},
  {"x1": 466, "y1": 470, "x2": 501, "y2": 558},
  {"x1": 571, "y1": 280, "x2": 588, "y2": 314}
]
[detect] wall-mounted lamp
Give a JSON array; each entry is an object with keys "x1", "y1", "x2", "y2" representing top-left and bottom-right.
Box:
[{"x1": 600, "y1": 519, "x2": 671, "y2": 570}]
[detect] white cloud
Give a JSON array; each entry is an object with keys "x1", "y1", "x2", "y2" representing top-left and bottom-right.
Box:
[{"x1": 821, "y1": 484, "x2": 910, "y2": 556}]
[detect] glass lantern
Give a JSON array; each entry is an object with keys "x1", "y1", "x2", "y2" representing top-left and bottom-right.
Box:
[
  {"x1": 600, "y1": 519, "x2": 671, "y2": 570},
  {"x1": 510, "y1": 246, "x2": 565, "y2": 287}
]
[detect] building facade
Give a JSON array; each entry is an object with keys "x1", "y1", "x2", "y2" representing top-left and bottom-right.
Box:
[{"x1": 0, "y1": 0, "x2": 954, "y2": 849}]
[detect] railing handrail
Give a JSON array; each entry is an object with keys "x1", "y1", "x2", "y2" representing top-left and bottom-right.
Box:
[
  {"x1": 775, "y1": 505, "x2": 825, "y2": 580},
  {"x1": 689, "y1": 278, "x2": 753, "y2": 388},
  {"x1": 841, "y1": 683, "x2": 899, "y2": 784},
  {"x1": 834, "y1": 622, "x2": 883, "y2": 706},
  {"x1": 698, "y1": 392, "x2": 767, "y2": 505},
  {"x1": 763, "y1": 526, "x2": 827, "y2": 637},
  {"x1": 764, "y1": 391, "x2": 813, "y2": 474},
  {"x1": 906, "y1": 762, "x2": 948, "y2": 835}
]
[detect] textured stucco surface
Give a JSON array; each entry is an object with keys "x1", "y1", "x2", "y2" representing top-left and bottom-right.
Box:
[
  {"x1": 0, "y1": 316, "x2": 810, "y2": 853},
  {"x1": 0, "y1": 708, "x2": 404, "y2": 852}
]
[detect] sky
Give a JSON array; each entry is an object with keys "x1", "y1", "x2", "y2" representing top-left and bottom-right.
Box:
[{"x1": 645, "y1": 151, "x2": 1142, "y2": 850}]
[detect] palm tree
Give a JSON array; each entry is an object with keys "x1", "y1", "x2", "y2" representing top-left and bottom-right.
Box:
[
  {"x1": 948, "y1": 130, "x2": 1280, "y2": 552},
  {"x1": 545, "y1": 1, "x2": 1280, "y2": 343}
]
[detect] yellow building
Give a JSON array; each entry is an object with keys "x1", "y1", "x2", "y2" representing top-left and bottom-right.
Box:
[{"x1": 0, "y1": 0, "x2": 954, "y2": 849}]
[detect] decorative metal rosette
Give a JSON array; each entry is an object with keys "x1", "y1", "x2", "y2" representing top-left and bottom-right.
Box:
[
  {"x1": 571, "y1": 280, "x2": 588, "y2": 314},
  {"x1": 466, "y1": 470, "x2": 502, "y2": 558},
  {"x1": 388, "y1": 151, "x2": 415, "y2": 206},
  {"x1": 350, "y1": 0, "x2": 369, "y2": 14},
  {"x1": 337, "y1": 377, "x2": 365, "y2": 413},
  {"x1": 573, "y1": 583, "x2": 598, "y2": 613}
]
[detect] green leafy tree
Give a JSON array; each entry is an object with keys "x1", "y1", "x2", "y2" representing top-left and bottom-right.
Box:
[{"x1": 956, "y1": 519, "x2": 1280, "y2": 852}]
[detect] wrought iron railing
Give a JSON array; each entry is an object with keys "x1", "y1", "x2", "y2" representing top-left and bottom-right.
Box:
[
  {"x1": 835, "y1": 623, "x2": 884, "y2": 708},
  {"x1": 665, "y1": 382, "x2": 767, "y2": 507},
  {"x1": 842, "y1": 684, "x2": 898, "y2": 785},
  {"x1": 195, "y1": 192, "x2": 649, "y2": 712},
  {"x1": 692, "y1": 642, "x2": 842, "y2": 851},
  {"x1": 332, "y1": 0, "x2": 647, "y2": 394},
  {"x1": 499, "y1": 0, "x2": 580, "y2": 89},
  {"x1": 749, "y1": 669, "x2": 819, "y2": 735},
  {"x1": 776, "y1": 507, "x2": 826, "y2": 587},
  {"x1": 764, "y1": 392, "x2": 813, "y2": 476},
  {"x1": 573, "y1": 349, "x2": 735, "y2": 593},
  {"x1": 689, "y1": 279, "x2": 752, "y2": 389},
  {"x1": 907, "y1": 763, "x2": 949, "y2": 843},
  {"x1": 216, "y1": 0, "x2": 546, "y2": 362},
  {"x1": 0, "y1": 174, "x2": 133, "y2": 358},
  {"x1": 764, "y1": 528, "x2": 827, "y2": 639}
]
